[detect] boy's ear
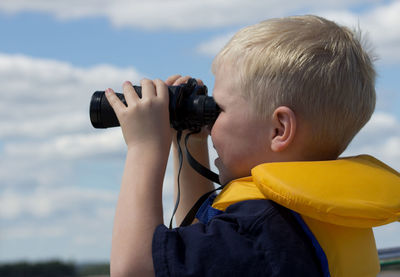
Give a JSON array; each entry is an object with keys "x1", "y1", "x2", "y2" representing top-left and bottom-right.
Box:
[{"x1": 270, "y1": 106, "x2": 297, "y2": 152}]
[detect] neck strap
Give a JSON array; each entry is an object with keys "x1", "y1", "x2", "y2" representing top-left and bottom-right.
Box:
[
  {"x1": 184, "y1": 131, "x2": 220, "y2": 185},
  {"x1": 169, "y1": 131, "x2": 222, "y2": 228}
]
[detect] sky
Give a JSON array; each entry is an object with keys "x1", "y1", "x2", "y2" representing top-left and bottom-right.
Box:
[{"x1": 0, "y1": 0, "x2": 399, "y2": 262}]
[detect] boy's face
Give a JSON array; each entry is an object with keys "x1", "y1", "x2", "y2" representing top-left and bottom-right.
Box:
[{"x1": 211, "y1": 66, "x2": 274, "y2": 185}]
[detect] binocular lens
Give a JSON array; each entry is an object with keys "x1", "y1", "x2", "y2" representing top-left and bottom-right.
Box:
[{"x1": 90, "y1": 91, "x2": 126, "y2": 128}]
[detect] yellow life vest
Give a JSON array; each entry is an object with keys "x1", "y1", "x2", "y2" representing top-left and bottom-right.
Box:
[{"x1": 211, "y1": 155, "x2": 400, "y2": 277}]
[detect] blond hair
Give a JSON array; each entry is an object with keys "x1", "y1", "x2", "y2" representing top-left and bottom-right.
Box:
[{"x1": 212, "y1": 15, "x2": 376, "y2": 158}]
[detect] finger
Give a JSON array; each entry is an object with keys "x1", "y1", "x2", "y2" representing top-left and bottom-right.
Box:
[
  {"x1": 154, "y1": 79, "x2": 169, "y2": 102},
  {"x1": 165, "y1": 74, "x2": 181, "y2": 86},
  {"x1": 196, "y1": 78, "x2": 204, "y2": 86},
  {"x1": 122, "y1": 81, "x2": 139, "y2": 105},
  {"x1": 141, "y1": 78, "x2": 156, "y2": 100},
  {"x1": 105, "y1": 88, "x2": 126, "y2": 115},
  {"x1": 173, "y1": 75, "x2": 191, "y2": 86}
]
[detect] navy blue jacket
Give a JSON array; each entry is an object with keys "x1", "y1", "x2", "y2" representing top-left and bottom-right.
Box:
[{"x1": 152, "y1": 199, "x2": 323, "y2": 277}]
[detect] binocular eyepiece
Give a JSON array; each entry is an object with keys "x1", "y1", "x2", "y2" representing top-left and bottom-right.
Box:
[{"x1": 90, "y1": 78, "x2": 220, "y2": 131}]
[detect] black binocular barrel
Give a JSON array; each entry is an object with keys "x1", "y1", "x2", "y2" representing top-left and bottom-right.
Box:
[
  {"x1": 90, "y1": 87, "x2": 220, "y2": 129},
  {"x1": 90, "y1": 91, "x2": 125, "y2": 128}
]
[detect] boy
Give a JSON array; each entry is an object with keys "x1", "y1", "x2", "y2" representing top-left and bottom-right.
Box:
[{"x1": 105, "y1": 15, "x2": 400, "y2": 276}]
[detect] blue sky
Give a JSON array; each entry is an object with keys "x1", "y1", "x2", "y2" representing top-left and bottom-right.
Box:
[{"x1": 0, "y1": 0, "x2": 399, "y2": 262}]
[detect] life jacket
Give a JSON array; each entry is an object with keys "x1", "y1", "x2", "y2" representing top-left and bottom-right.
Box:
[{"x1": 211, "y1": 155, "x2": 400, "y2": 277}]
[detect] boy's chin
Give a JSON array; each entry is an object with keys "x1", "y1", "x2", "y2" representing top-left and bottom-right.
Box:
[
  {"x1": 219, "y1": 169, "x2": 254, "y2": 185},
  {"x1": 218, "y1": 171, "x2": 235, "y2": 186},
  {"x1": 216, "y1": 161, "x2": 249, "y2": 185}
]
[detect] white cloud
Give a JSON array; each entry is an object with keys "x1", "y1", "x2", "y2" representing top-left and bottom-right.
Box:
[
  {"x1": 0, "y1": 186, "x2": 116, "y2": 220},
  {"x1": 0, "y1": 184, "x2": 118, "y2": 260},
  {"x1": 0, "y1": 205, "x2": 116, "y2": 261},
  {"x1": 343, "y1": 111, "x2": 400, "y2": 171},
  {"x1": 374, "y1": 223, "x2": 400, "y2": 249},
  {"x1": 3, "y1": 0, "x2": 399, "y2": 64},
  {"x1": 194, "y1": 1, "x2": 400, "y2": 64},
  {"x1": 0, "y1": 0, "x2": 384, "y2": 30},
  {"x1": 0, "y1": 53, "x2": 136, "y2": 211},
  {"x1": 0, "y1": 53, "x2": 144, "y2": 260},
  {"x1": 4, "y1": 129, "x2": 126, "y2": 160},
  {"x1": 2, "y1": 225, "x2": 66, "y2": 240},
  {"x1": 0, "y1": 54, "x2": 142, "y2": 139},
  {"x1": 317, "y1": 1, "x2": 400, "y2": 64},
  {"x1": 196, "y1": 32, "x2": 236, "y2": 56}
]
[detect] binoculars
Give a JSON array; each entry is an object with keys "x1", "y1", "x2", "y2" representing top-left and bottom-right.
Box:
[{"x1": 90, "y1": 78, "x2": 220, "y2": 131}]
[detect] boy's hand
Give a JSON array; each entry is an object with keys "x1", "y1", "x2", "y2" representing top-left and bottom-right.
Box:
[
  {"x1": 165, "y1": 75, "x2": 209, "y2": 142},
  {"x1": 105, "y1": 79, "x2": 172, "y2": 152}
]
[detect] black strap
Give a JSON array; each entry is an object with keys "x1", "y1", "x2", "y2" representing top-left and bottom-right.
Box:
[
  {"x1": 180, "y1": 131, "x2": 225, "y2": 227},
  {"x1": 184, "y1": 131, "x2": 220, "y2": 185},
  {"x1": 169, "y1": 130, "x2": 184, "y2": 229},
  {"x1": 179, "y1": 186, "x2": 224, "y2": 227},
  {"x1": 169, "y1": 130, "x2": 222, "y2": 229}
]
